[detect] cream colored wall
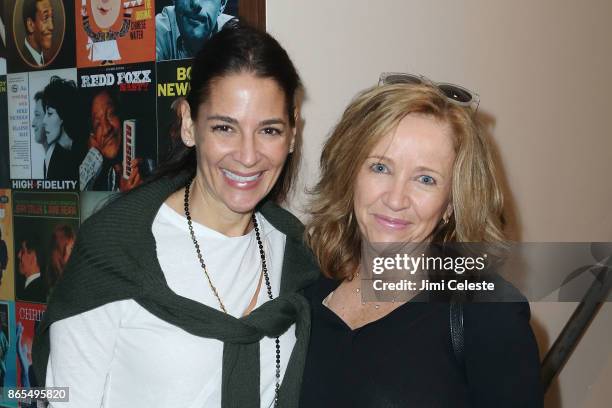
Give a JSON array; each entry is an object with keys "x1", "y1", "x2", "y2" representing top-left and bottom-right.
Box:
[{"x1": 266, "y1": 0, "x2": 612, "y2": 406}]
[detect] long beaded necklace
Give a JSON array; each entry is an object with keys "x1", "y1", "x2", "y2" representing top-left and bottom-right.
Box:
[{"x1": 183, "y1": 178, "x2": 281, "y2": 406}]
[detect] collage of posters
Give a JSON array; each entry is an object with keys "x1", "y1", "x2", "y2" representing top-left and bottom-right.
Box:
[{"x1": 0, "y1": 1, "x2": 241, "y2": 405}]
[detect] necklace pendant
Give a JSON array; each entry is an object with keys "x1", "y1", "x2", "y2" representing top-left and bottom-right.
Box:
[{"x1": 185, "y1": 178, "x2": 281, "y2": 405}]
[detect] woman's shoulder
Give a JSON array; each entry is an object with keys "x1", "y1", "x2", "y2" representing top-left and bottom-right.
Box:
[
  {"x1": 463, "y1": 274, "x2": 532, "y2": 330},
  {"x1": 460, "y1": 278, "x2": 534, "y2": 355},
  {"x1": 259, "y1": 201, "x2": 322, "y2": 288},
  {"x1": 463, "y1": 300, "x2": 532, "y2": 336},
  {"x1": 77, "y1": 195, "x2": 137, "y2": 245},
  {"x1": 258, "y1": 201, "x2": 305, "y2": 241},
  {"x1": 302, "y1": 275, "x2": 339, "y2": 302},
  {"x1": 460, "y1": 279, "x2": 543, "y2": 405},
  {"x1": 81, "y1": 176, "x2": 184, "y2": 236}
]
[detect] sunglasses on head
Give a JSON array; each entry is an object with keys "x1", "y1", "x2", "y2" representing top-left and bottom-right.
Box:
[{"x1": 378, "y1": 72, "x2": 480, "y2": 111}]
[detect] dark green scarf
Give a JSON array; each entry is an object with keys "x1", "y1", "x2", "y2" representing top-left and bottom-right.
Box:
[{"x1": 32, "y1": 172, "x2": 320, "y2": 407}]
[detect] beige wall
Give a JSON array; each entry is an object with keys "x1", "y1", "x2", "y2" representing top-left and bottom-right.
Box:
[{"x1": 266, "y1": 0, "x2": 612, "y2": 406}]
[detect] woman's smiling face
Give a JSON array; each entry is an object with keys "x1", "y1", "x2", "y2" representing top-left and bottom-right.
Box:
[
  {"x1": 353, "y1": 113, "x2": 455, "y2": 243},
  {"x1": 183, "y1": 72, "x2": 295, "y2": 217}
]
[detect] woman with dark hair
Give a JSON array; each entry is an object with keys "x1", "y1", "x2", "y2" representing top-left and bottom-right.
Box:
[
  {"x1": 41, "y1": 76, "x2": 80, "y2": 180},
  {"x1": 33, "y1": 24, "x2": 319, "y2": 407},
  {"x1": 300, "y1": 76, "x2": 543, "y2": 407}
]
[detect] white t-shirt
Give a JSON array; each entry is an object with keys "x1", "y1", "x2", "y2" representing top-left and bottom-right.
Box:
[{"x1": 47, "y1": 203, "x2": 295, "y2": 407}]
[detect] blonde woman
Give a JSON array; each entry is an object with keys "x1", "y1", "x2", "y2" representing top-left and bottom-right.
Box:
[{"x1": 300, "y1": 76, "x2": 542, "y2": 407}]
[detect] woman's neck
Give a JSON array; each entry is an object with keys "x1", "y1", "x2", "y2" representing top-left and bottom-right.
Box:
[{"x1": 166, "y1": 175, "x2": 253, "y2": 237}]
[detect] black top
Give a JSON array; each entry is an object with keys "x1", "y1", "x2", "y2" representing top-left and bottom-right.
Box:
[
  {"x1": 21, "y1": 276, "x2": 47, "y2": 304},
  {"x1": 300, "y1": 276, "x2": 543, "y2": 408},
  {"x1": 47, "y1": 144, "x2": 78, "y2": 181}
]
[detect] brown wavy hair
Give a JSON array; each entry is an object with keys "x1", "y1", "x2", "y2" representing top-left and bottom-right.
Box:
[{"x1": 306, "y1": 83, "x2": 505, "y2": 279}]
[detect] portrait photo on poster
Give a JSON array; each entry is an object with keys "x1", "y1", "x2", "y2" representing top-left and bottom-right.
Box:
[
  {"x1": 155, "y1": 0, "x2": 238, "y2": 61},
  {"x1": 7, "y1": 68, "x2": 82, "y2": 191},
  {"x1": 6, "y1": 0, "x2": 75, "y2": 73},
  {"x1": 12, "y1": 191, "x2": 79, "y2": 304},
  {"x1": 76, "y1": 0, "x2": 155, "y2": 68},
  {"x1": 78, "y1": 62, "x2": 157, "y2": 192}
]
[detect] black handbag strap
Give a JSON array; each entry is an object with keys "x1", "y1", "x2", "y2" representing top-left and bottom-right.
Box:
[{"x1": 449, "y1": 302, "x2": 466, "y2": 372}]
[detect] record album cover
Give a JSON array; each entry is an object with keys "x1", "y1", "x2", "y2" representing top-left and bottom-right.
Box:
[
  {"x1": 75, "y1": 0, "x2": 155, "y2": 68},
  {"x1": 78, "y1": 62, "x2": 156, "y2": 191},
  {"x1": 155, "y1": 0, "x2": 237, "y2": 61},
  {"x1": 5, "y1": 0, "x2": 75, "y2": 73},
  {"x1": 156, "y1": 58, "x2": 191, "y2": 164},
  {"x1": 7, "y1": 68, "x2": 80, "y2": 191},
  {"x1": 15, "y1": 302, "x2": 45, "y2": 391},
  {"x1": 12, "y1": 191, "x2": 79, "y2": 303}
]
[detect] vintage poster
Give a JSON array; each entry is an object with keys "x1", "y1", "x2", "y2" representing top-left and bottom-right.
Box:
[
  {"x1": 5, "y1": 0, "x2": 75, "y2": 73},
  {"x1": 5, "y1": 74, "x2": 28, "y2": 183},
  {"x1": 0, "y1": 301, "x2": 17, "y2": 408},
  {"x1": 0, "y1": 190, "x2": 14, "y2": 302},
  {"x1": 7, "y1": 68, "x2": 81, "y2": 192},
  {"x1": 12, "y1": 191, "x2": 79, "y2": 303},
  {"x1": 15, "y1": 302, "x2": 45, "y2": 391},
  {"x1": 0, "y1": 1, "x2": 7, "y2": 74},
  {"x1": 156, "y1": 58, "x2": 191, "y2": 164},
  {"x1": 0, "y1": 75, "x2": 8, "y2": 188},
  {"x1": 78, "y1": 62, "x2": 156, "y2": 191},
  {"x1": 155, "y1": 0, "x2": 238, "y2": 61},
  {"x1": 75, "y1": 0, "x2": 155, "y2": 68}
]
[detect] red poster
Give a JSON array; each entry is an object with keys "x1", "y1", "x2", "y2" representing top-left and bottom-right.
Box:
[{"x1": 15, "y1": 302, "x2": 46, "y2": 390}]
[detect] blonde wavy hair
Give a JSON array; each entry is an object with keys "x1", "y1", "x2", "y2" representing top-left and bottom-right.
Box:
[{"x1": 306, "y1": 83, "x2": 505, "y2": 280}]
